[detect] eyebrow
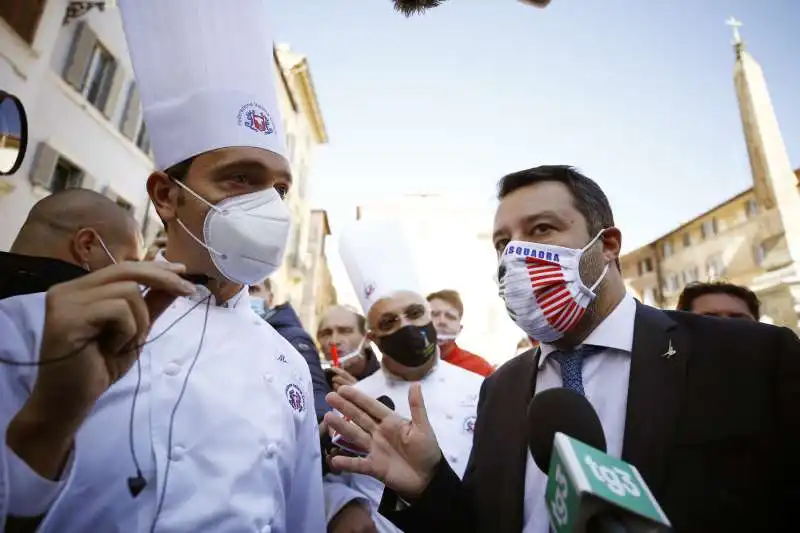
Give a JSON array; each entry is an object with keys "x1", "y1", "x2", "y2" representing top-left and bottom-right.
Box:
[
  {"x1": 492, "y1": 210, "x2": 567, "y2": 242},
  {"x1": 213, "y1": 159, "x2": 293, "y2": 184}
]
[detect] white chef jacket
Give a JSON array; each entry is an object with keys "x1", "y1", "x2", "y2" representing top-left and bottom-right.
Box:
[
  {"x1": 0, "y1": 283, "x2": 325, "y2": 533},
  {"x1": 324, "y1": 360, "x2": 483, "y2": 533}
]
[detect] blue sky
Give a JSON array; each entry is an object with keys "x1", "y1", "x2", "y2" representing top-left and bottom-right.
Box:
[{"x1": 269, "y1": 0, "x2": 799, "y2": 253}]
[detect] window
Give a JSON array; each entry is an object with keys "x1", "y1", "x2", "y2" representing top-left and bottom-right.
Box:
[
  {"x1": 116, "y1": 197, "x2": 134, "y2": 213},
  {"x1": 701, "y1": 218, "x2": 718, "y2": 240},
  {"x1": 0, "y1": 0, "x2": 46, "y2": 44},
  {"x1": 136, "y1": 121, "x2": 151, "y2": 153},
  {"x1": 84, "y1": 45, "x2": 116, "y2": 110},
  {"x1": 50, "y1": 158, "x2": 84, "y2": 193},
  {"x1": 637, "y1": 257, "x2": 653, "y2": 276},
  {"x1": 682, "y1": 266, "x2": 699, "y2": 285},
  {"x1": 706, "y1": 254, "x2": 724, "y2": 279},
  {"x1": 745, "y1": 198, "x2": 758, "y2": 218},
  {"x1": 662, "y1": 241, "x2": 673, "y2": 258},
  {"x1": 754, "y1": 243, "x2": 766, "y2": 266},
  {"x1": 643, "y1": 287, "x2": 657, "y2": 306},
  {"x1": 63, "y1": 22, "x2": 123, "y2": 118},
  {"x1": 682, "y1": 232, "x2": 691, "y2": 248},
  {"x1": 28, "y1": 143, "x2": 89, "y2": 192},
  {"x1": 666, "y1": 274, "x2": 680, "y2": 293}
]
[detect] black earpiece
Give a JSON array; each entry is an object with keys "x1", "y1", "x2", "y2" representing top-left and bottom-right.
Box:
[{"x1": 128, "y1": 473, "x2": 147, "y2": 497}]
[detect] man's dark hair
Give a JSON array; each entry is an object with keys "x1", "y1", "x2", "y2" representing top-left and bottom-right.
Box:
[
  {"x1": 497, "y1": 165, "x2": 614, "y2": 236},
  {"x1": 497, "y1": 165, "x2": 618, "y2": 268},
  {"x1": 165, "y1": 157, "x2": 195, "y2": 182},
  {"x1": 677, "y1": 282, "x2": 761, "y2": 319}
]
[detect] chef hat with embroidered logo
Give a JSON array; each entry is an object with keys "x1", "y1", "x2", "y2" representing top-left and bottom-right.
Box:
[
  {"x1": 339, "y1": 218, "x2": 423, "y2": 316},
  {"x1": 118, "y1": 0, "x2": 285, "y2": 171}
]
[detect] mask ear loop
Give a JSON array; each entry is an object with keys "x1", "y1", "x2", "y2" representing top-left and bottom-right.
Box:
[
  {"x1": 170, "y1": 179, "x2": 227, "y2": 259},
  {"x1": 582, "y1": 229, "x2": 610, "y2": 292},
  {"x1": 97, "y1": 235, "x2": 117, "y2": 265}
]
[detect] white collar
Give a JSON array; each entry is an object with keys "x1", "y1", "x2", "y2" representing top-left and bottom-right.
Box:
[
  {"x1": 153, "y1": 249, "x2": 249, "y2": 309},
  {"x1": 538, "y1": 293, "x2": 636, "y2": 369}
]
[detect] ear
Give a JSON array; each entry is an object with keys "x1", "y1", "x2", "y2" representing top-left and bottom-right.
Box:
[
  {"x1": 600, "y1": 227, "x2": 622, "y2": 264},
  {"x1": 147, "y1": 171, "x2": 181, "y2": 226},
  {"x1": 458, "y1": 324, "x2": 464, "y2": 333},
  {"x1": 72, "y1": 228, "x2": 96, "y2": 264}
]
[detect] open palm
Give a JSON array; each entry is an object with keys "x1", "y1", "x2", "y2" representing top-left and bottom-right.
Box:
[{"x1": 325, "y1": 383, "x2": 443, "y2": 499}]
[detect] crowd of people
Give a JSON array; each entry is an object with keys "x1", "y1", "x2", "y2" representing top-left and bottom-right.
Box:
[{"x1": 0, "y1": 1, "x2": 797, "y2": 532}]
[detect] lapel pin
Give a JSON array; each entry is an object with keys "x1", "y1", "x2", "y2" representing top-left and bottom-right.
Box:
[{"x1": 662, "y1": 339, "x2": 677, "y2": 359}]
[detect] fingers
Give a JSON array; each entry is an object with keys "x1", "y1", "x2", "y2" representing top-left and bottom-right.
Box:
[
  {"x1": 84, "y1": 299, "x2": 139, "y2": 356},
  {"x1": 329, "y1": 454, "x2": 378, "y2": 478},
  {"x1": 408, "y1": 383, "x2": 432, "y2": 430},
  {"x1": 337, "y1": 386, "x2": 394, "y2": 421},
  {"x1": 323, "y1": 411, "x2": 372, "y2": 450},
  {"x1": 331, "y1": 375, "x2": 356, "y2": 390},
  {"x1": 325, "y1": 392, "x2": 379, "y2": 435},
  {"x1": 72, "y1": 282, "x2": 150, "y2": 341},
  {"x1": 144, "y1": 289, "x2": 179, "y2": 325},
  {"x1": 53, "y1": 261, "x2": 195, "y2": 296}
]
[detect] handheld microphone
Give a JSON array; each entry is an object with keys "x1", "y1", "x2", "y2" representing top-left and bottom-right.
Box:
[{"x1": 527, "y1": 389, "x2": 672, "y2": 533}]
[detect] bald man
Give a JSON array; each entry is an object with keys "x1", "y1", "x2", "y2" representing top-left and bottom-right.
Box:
[{"x1": 0, "y1": 188, "x2": 143, "y2": 299}]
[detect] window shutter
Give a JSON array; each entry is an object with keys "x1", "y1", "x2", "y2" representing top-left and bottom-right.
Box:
[
  {"x1": 120, "y1": 84, "x2": 142, "y2": 140},
  {"x1": 28, "y1": 142, "x2": 59, "y2": 189},
  {"x1": 63, "y1": 21, "x2": 97, "y2": 91},
  {"x1": 102, "y1": 61, "x2": 125, "y2": 119}
]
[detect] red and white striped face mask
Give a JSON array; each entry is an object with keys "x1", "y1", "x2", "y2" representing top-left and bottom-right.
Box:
[{"x1": 497, "y1": 231, "x2": 609, "y2": 343}]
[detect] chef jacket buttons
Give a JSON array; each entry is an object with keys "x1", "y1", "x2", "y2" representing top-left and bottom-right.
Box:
[
  {"x1": 171, "y1": 445, "x2": 186, "y2": 461},
  {"x1": 164, "y1": 362, "x2": 181, "y2": 376}
]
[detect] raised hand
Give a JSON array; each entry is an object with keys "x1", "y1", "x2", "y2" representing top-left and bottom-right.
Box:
[
  {"x1": 323, "y1": 383, "x2": 442, "y2": 499},
  {"x1": 7, "y1": 261, "x2": 196, "y2": 479}
]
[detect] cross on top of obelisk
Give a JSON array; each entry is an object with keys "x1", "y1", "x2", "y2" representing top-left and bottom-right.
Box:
[{"x1": 726, "y1": 16, "x2": 743, "y2": 44}]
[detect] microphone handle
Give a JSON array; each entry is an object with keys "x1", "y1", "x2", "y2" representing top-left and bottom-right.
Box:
[{"x1": 586, "y1": 514, "x2": 629, "y2": 533}]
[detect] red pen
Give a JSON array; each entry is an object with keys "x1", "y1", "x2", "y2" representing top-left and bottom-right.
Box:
[{"x1": 330, "y1": 344, "x2": 341, "y2": 368}]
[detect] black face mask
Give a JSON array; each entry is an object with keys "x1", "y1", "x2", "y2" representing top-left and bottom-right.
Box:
[{"x1": 377, "y1": 322, "x2": 438, "y2": 368}]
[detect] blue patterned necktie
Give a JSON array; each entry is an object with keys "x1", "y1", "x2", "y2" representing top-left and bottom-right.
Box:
[{"x1": 551, "y1": 345, "x2": 604, "y2": 396}]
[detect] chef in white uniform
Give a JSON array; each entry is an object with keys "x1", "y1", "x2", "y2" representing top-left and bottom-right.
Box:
[
  {"x1": 0, "y1": 1, "x2": 324, "y2": 532},
  {"x1": 323, "y1": 219, "x2": 484, "y2": 533}
]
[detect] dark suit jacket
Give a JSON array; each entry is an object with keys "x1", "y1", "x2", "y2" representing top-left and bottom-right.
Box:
[
  {"x1": 0, "y1": 251, "x2": 87, "y2": 300},
  {"x1": 380, "y1": 303, "x2": 800, "y2": 533}
]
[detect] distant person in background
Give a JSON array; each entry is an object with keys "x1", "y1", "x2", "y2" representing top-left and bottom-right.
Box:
[
  {"x1": 317, "y1": 305, "x2": 380, "y2": 391},
  {"x1": 427, "y1": 289, "x2": 494, "y2": 376},
  {"x1": 515, "y1": 336, "x2": 538, "y2": 357},
  {"x1": 249, "y1": 278, "x2": 331, "y2": 420},
  {"x1": 0, "y1": 188, "x2": 143, "y2": 299},
  {"x1": 677, "y1": 281, "x2": 760, "y2": 321}
]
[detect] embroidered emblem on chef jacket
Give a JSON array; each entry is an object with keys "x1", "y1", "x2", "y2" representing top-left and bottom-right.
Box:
[
  {"x1": 286, "y1": 383, "x2": 306, "y2": 413},
  {"x1": 463, "y1": 415, "x2": 477, "y2": 434}
]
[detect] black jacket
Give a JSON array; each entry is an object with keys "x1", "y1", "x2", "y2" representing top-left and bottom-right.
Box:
[
  {"x1": 381, "y1": 303, "x2": 800, "y2": 533},
  {"x1": 265, "y1": 302, "x2": 331, "y2": 421},
  {"x1": 0, "y1": 251, "x2": 87, "y2": 300}
]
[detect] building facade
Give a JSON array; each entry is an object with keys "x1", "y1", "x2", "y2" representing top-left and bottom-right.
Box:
[
  {"x1": 354, "y1": 195, "x2": 523, "y2": 365},
  {"x1": 294, "y1": 209, "x2": 337, "y2": 336},
  {"x1": 0, "y1": 2, "x2": 332, "y2": 326},
  {"x1": 622, "y1": 21, "x2": 800, "y2": 331},
  {"x1": 0, "y1": 1, "x2": 159, "y2": 249}
]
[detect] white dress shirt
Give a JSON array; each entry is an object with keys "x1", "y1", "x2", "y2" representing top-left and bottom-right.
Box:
[
  {"x1": 324, "y1": 360, "x2": 483, "y2": 533},
  {"x1": 0, "y1": 283, "x2": 325, "y2": 533},
  {"x1": 522, "y1": 294, "x2": 636, "y2": 533}
]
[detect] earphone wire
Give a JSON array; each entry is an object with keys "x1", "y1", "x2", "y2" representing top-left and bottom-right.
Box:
[
  {"x1": 149, "y1": 295, "x2": 212, "y2": 533},
  {"x1": 126, "y1": 296, "x2": 211, "y2": 489}
]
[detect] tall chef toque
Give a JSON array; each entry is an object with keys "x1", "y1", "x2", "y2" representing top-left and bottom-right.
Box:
[
  {"x1": 118, "y1": 0, "x2": 286, "y2": 171},
  {"x1": 338, "y1": 218, "x2": 423, "y2": 315}
]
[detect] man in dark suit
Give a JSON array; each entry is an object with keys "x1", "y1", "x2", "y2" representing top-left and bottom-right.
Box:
[{"x1": 323, "y1": 165, "x2": 800, "y2": 533}]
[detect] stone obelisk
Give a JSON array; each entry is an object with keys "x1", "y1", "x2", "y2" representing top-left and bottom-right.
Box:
[{"x1": 730, "y1": 17, "x2": 800, "y2": 263}]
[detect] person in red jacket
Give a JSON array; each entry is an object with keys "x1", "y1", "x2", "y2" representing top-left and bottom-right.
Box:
[{"x1": 427, "y1": 289, "x2": 494, "y2": 376}]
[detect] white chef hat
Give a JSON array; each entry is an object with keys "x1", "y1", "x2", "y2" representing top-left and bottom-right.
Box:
[
  {"x1": 338, "y1": 218, "x2": 423, "y2": 316},
  {"x1": 119, "y1": 0, "x2": 285, "y2": 171}
]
